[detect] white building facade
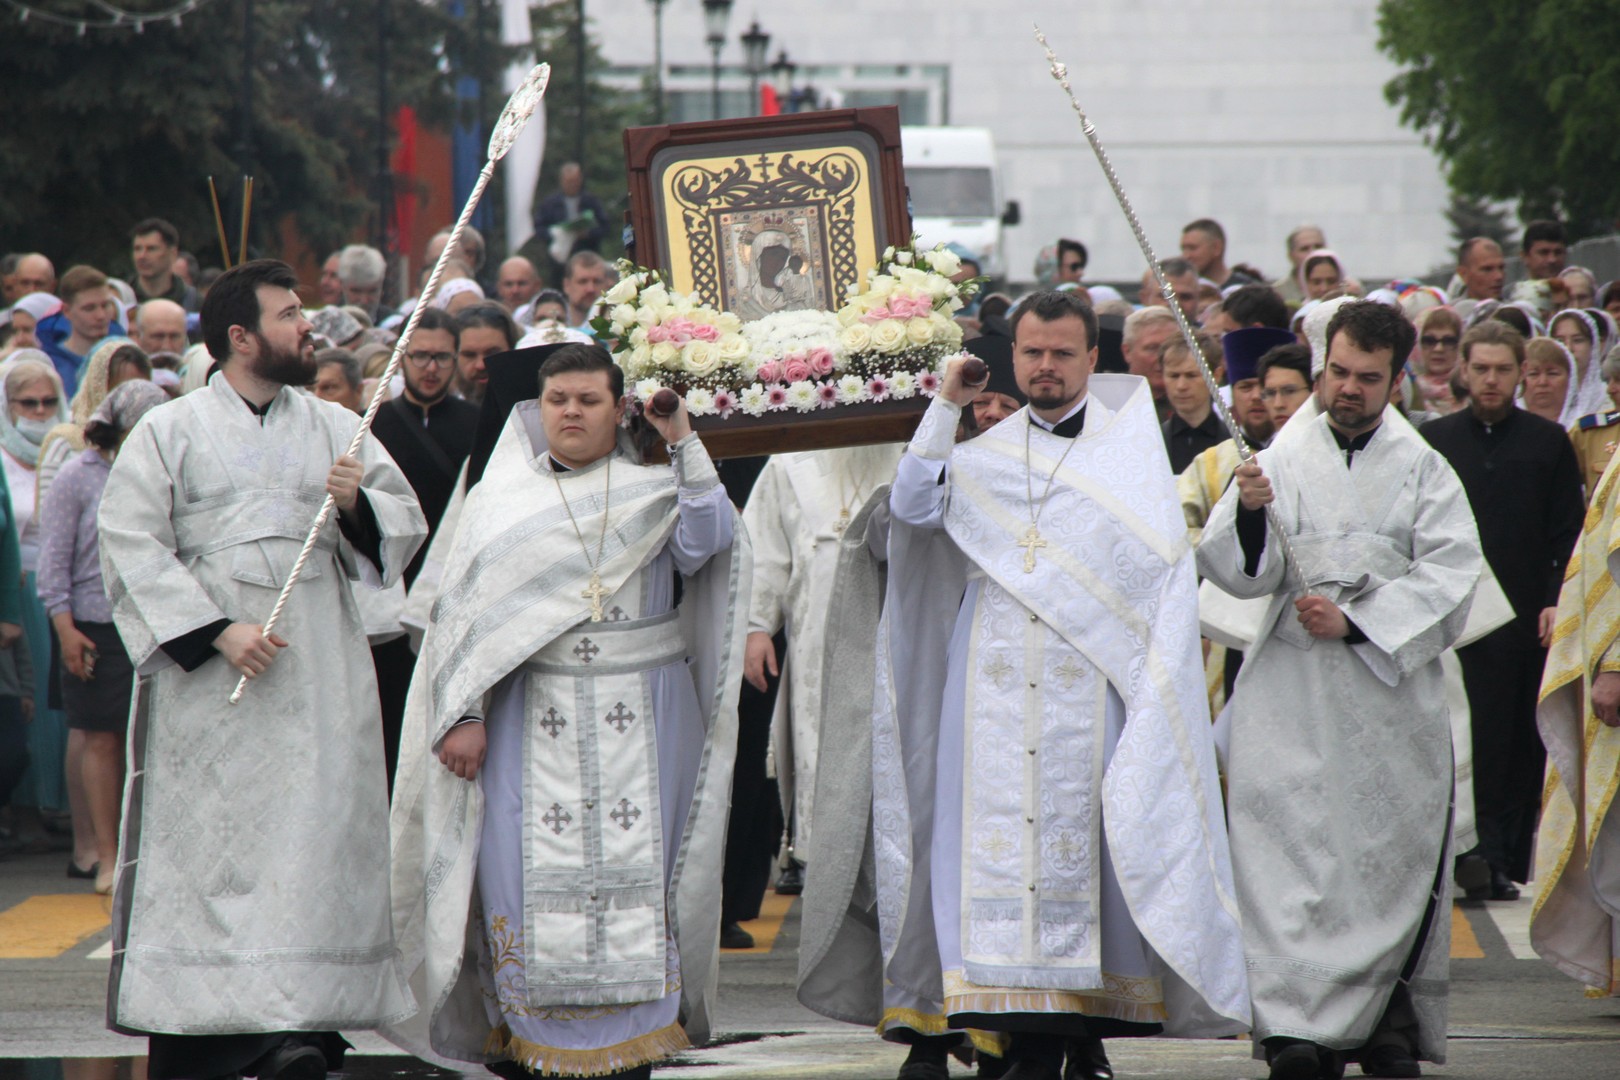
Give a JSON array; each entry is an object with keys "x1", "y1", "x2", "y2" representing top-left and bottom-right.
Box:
[{"x1": 590, "y1": 0, "x2": 1452, "y2": 288}]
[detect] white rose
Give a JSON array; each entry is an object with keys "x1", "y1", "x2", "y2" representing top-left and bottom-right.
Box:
[
  {"x1": 715, "y1": 311, "x2": 742, "y2": 335},
  {"x1": 927, "y1": 275, "x2": 953, "y2": 300},
  {"x1": 610, "y1": 303, "x2": 637, "y2": 328},
  {"x1": 651, "y1": 342, "x2": 680, "y2": 369},
  {"x1": 896, "y1": 266, "x2": 930, "y2": 291},
  {"x1": 641, "y1": 285, "x2": 670, "y2": 310},
  {"x1": 906, "y1": 317, "x2": 935, "y2": 347},
  {"x1": 870, "y1": 319, "x2": 907, "y2": 355},
  {"x1": 867, "y1": 274, "x2": 897, "y2": 298},
  {"x1": 840, "y1": 323, "x2": 873, "y2": 353},
  {"x1": 895, "y1": 249, "x2": 913, "y2": 265},
  {"x1": 635, "y1": 306, "x2": 659, "y2": 330},
  {"x1": 718, "y1": 333, "x2": 751, "y2": 364},
  {"x1": 603, "y1": 277, "x2": 639, "y2": 306},
  {"x1": 926, "y1": 248, "x2": 962, "y2": 277},
  {"x1": 932, "y1": 312, "x2": 963, "y2": 348},
  {"x1": 684, "y1": 340, "x2": 722, "y2": 376},
  {"x1": 626, "y1": 346, "x2": 653, "y2": 378}
]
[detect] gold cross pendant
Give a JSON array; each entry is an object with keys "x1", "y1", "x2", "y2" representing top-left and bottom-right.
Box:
[
  {"x1": 1018, "y1": 525, "x2": 1047, "y2": 573},
  {"x1": 582, "y1": 572, "x2": 608, "y2": 623}
]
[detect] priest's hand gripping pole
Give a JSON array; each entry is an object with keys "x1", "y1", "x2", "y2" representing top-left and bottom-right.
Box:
[
  {"x1": 228, "y1": 63, "x2": 552, "y2": 705},
  {"x1": 1033, "y1": 27, "x2": 1305, "y2": 593}
]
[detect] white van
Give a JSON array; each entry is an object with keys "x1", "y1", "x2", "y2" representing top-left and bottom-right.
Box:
[{"x1": 900, "y1": 126, "x2": 1020, "y2": 282}]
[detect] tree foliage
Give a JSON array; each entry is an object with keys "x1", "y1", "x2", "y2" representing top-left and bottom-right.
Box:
[
  {"x1": 1378, "y1": 0, "x2": 1620, "y2": 241},
  {"x1": 0, "y1": 1, "x2": 458, "y2": 275}
]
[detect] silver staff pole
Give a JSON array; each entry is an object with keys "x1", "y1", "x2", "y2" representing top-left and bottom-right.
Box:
[
  {"x1": 229, "y1": 63, "x2": 552, "y2": 704},
  {"x1": 1034, "y1": 27, "x2": 1305, "y2": 592}
]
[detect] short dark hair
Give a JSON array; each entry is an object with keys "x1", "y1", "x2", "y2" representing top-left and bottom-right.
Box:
[
  {"x1": 1056, "y1": 238, "x2": 1088, "y2": 270},
  {"x1": 105, "y1": 343, "x2": 153, "y2": 383},
  {"x1": 1461, "y1": 319, "x2": 1525, "y2": 367},
  {"x1": 1257, "y1": 342, "x2": 1312, "y2": 384},
  {"x1": 414, "y1": 306, "x2": 459, "y2": 341},
  {"x1": 1521, "y1": 219, "x2": 1565, "y2": 252},
  {"x1": 538, "y1": 342, "x2": 624, "y2": 398},
  {"x1": 314, "y1": 347, "x2": 362, "y2": 388},
  {"x1": 1491, "y1": 305, "x2": 1535, "y2": 337},
  {"x1": 200, "y1": 259, "x2": 300, "y2": 363},
  {"x1": 59, "y1": 265, "x2": 108, "y2": 305},
  {"x1": 1160, "y1": 330, "x2": 1221, "y2": 375},
  {"x1": 1322, "y1": 299, "x2": 1416, "y2": 376},
  {"x1": 1221, "y1": 283, "x2": 1290, "y2": 329},
  {"x1": 1183, "y1": 218, "x2": 1226, "y2": 245},
  {"x1": 1009, "y1": 289, "x2": 1098, "y2": 351},
  {"x1": 131, "y1": 217, "x2": 179, "y2": 249},
  {"x1": 454, "y1": 300, "x2": 519, "y2": 349},
  {"x1": 1159, "y1": 256, "x2": 1195, "y2": 279}
]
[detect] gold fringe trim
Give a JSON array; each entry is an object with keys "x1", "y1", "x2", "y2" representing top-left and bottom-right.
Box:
[
  {"x1": 877, "y1": 1007, "x2": 1005, "y2": 1056},
  {"x1": 485, "y1": 1021, "x2": 689, "y2": 1077},
  {"x1": 942, "y1": 969, "x2": 1168, "y2": 1025}
]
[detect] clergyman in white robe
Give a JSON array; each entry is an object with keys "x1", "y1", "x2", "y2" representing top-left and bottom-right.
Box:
[
  {"x1": 99, "y1": 371, "x2": 427, "y2": 1071},
  {"x1": 874, "y1": 372, "x2": 1250, "y2": 1072},
  {"x1": 742, "y1": 443, "x2": 902, "y2": 865},
  {"x1": 386, "y1": 401, "x2": 749, "y2": 1078},
  {"x1": 1199, "y1": 401, "x2": 1482, "y2": 1071}
]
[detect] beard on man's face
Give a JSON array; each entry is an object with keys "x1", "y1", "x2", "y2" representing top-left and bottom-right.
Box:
[{"x1": 250, "y1": 330, "x2": 317, "y2": 387}]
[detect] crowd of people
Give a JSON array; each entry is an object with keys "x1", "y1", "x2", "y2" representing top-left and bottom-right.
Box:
[{"x1": 1, "y1": 187, "x2": 1619, "y2": 1080}]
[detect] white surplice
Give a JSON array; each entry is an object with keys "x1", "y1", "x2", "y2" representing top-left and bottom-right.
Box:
[
  {"x1": 873, "y1": 377, "x2": 1250, "y2": 1041},
  {"x1": 1199, "y1": 405, "x2": 1482, "y2": 1062},
  {"x1": 99, "y1": 372, "x2": 427, "y2": 1035},
  {"x1": 385, "y1": 404, "x2": 749, "y2": 1077},
  {"x1": 743, "y1": 444, "x2": 903, "y2": 859}
]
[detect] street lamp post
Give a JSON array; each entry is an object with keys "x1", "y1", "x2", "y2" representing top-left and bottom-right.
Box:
[
  {"x1": 702, "y1": 0, "x2": 733, "y2": 121},
  {"x1": 740, "y1": 20, "x2": 769, "y2": 116},
  {"x1": 770, "y1": 49, "x2": 796, "y2": 113},
  {"x1": 647, "y1": 0, "x2": 667, "y2": 123}
]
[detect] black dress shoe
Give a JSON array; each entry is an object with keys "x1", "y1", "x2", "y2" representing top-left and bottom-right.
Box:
[
  {"x1": 1062, "y1": 1038, "x2": 1112, "y2": 1080},
  {"x1": 775, "y1": 861, "x2": 805, "y2": 895},
  {"x1": 896, "y1": 1037, "x2": 952, "y2": 1080},
  {"x1": 720, "y1": 921, "x2": 755, "y2": 949},
  {"x1": 251, "y1": 1039, "x2": 327, "y2": 1080},
  {"x1": 1359, "y1": 1044, "x2": 1420, "y2": 1078},
  {"x1": 1488, "y1": 870, "x2": 1520, "y2": 901},
  {"x1": 1453, "y1": 853, "x2": 1490, "y2": 893},
  {"x1": 67, "y1": 858, "x2": 98, "y2": 880},
  {"x1": 1265, "y1": 1040, "x2": 1322, "y2": 1080}
]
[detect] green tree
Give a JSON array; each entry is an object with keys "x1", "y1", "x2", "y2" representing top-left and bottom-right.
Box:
[
  {"x1": 1378, "y1": 0, "x2": 1620, "y2": 241},
  {"x1": 0, "y1": 0, "x2": 458, "y2": 275},
  {"x1": 518, "y1": 0, "x2": 656, "y2": 272},
  {"x1": 1443, "y1": 194, "x2": 1514, "y2": 255}
]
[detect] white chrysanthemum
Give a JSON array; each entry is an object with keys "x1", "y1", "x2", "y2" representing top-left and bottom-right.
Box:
[
  {"x1": 835, "y1": 374, "x2": 867, "y2": 405},
  {"x1": 684, "y1": 386, "x2": 717, "y2": 415},
  {"x1": 785, "y1": 380, "x2": 818, "y2": 411},
  {"x1": 739, "y1": 384, "x2": 769, "y2": 417},
  {"x1": 633, "y1": 376, "x2": 663, "y2": 401},
  {"x1": 889, "y1": 370, "x2": 918, "y2": 399}
]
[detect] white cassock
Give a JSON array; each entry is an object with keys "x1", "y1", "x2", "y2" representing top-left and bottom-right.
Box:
[
  {"x1": 99, "y1": 372, "x2": 427, "y2": 1034},
  {"x1": 872, "y1": 377, "x2": 1250, "y2": 1044},
  {"x1": 386, "y1": 404, "x2": 749, "y2": 1077},
  {"x1": 742, "y1": 443, "x2": 902, "y2": 858},
  {"x1": 1199, "y1": 405, "x2": 1482, "y2": 1063}
]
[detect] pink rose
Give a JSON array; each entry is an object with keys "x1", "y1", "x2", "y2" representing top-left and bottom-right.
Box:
[
  {"x1": 809, "y1": 347, "x2": 836, "y2": 376},
  {"x1": 666, "y1": 319, "x2": 693, "y2": 345},
  {"x1": 694, "y1": 323, "x2": 720, "y2": 343},
  {"x1": 783, "y1": 358, "x2": 813, "y2": 382},
  {"x1": 755, "y1": 360, "x2": 784, "y2": 383},
  {"x1": 861, "y1": 305, "x2": 892, "y2": 325},
  {"x1": 647, "y1": 324, "x2": 668, "y2": 344}
]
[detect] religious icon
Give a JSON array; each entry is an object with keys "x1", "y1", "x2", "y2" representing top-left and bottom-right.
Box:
[{"x1": 719, "y1": 207, "x2": 830, "y2": 321}]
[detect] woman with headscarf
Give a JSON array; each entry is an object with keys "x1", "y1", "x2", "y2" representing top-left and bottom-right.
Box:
[
  {"x1": 37, "y1": 337, "x2": 152, "y2": 506},
  {"x1": 1298, "y1": 250, "x2": 1346, "y2": 301},
  {"x1": 38, "y1": 380, "x2": 170, "y2": 894},
  {"x1": 1550, "y1": 309, "x2": 1609, "y2": 420},
  {"x1": 1408, "y1": 307, "x2": 1465, "y2": 416},
  {"x1": 0, "y1": 354, "x2": 73, "y2": 849},
  {"x1": 1519, "y1": 338, "x2": 1579, "y2": 428}
]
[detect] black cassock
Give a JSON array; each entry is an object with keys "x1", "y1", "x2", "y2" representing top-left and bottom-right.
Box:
[{"x1": 1421, "y1": 407, "x2": 1583, "y2": 881}]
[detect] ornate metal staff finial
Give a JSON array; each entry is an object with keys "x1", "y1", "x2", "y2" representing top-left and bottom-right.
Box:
[{"x1": 1032, "y1": 25, "x2": 1306, "y2": 591}]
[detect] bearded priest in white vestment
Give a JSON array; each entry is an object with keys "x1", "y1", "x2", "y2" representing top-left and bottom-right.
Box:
[
  {"x1": 742, "y1": 442, "x2": 902, "y2": 878},
  {"x1": 99, "y1": 261, "x2": 427, "y2": 1080},
  {"x1": 387, "y1": 344, "x2": 749, "y2": 1080},
  {"x1": 877, "y1": 291, "x2": 1250, "y2": 1080},
  {"x1": 1199, "y1": 301, "x2": 1482, "y2": 1080}
]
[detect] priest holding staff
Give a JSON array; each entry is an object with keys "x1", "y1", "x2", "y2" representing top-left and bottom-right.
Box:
[
  {"x1": 1200, "y1": 300, "x2": 1483, "y2": 1080},
  {"x1": 388, "y1": 343, "x2": 749, "y2": 1080},
  {"x1": 876, "y1": 290, "x2": 1250, "y2": 1080}
]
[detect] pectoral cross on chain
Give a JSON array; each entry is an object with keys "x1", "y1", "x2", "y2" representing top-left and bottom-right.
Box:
[
  {"x1": 1018, "y1": 525, "x2": 1048, "y2": 573},
  {"x1": 581, "y1": 571, "x2": 608, "y2": 623}
]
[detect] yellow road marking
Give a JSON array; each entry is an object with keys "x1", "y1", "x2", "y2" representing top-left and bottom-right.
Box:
[
  {"x1": 1451, "y1": 903, "x2": 1484, "y2": 959},
  {"x1": 729, "y1": 892, "x2": 795, "y2": 955},
  {"x1": 0, "y1": 895, "x2": 112, "y2": 958}
]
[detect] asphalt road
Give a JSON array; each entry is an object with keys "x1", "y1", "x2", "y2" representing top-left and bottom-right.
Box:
[{"x1": 2, "y1": 849, "x2": 1617, "y2": 1078}]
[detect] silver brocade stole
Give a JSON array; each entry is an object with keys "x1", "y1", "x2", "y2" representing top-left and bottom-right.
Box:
[{"x1": 518, "y1": 602, "x2": 687, "y2": 1006}]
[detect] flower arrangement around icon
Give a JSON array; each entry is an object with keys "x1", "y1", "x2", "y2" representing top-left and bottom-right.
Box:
[{"x1": 591, "y1": 239, "x2": 983, "y2": 420}]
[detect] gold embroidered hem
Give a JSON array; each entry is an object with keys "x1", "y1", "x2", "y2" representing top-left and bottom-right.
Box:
[
  {"x1": 486, "y1": 1021, "x2": 690, "y2": 1077},
  {"x1": 941, "y1": 968, "x2": 1168, "y2": 1025},
  {"x1": 877, "y1": 1007, "x2": 1005, "y2": 1056}
]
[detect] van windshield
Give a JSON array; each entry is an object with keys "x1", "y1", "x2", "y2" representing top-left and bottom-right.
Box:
[{"x1": 907, "y1": 166, "x2": 995, "y2": 219}]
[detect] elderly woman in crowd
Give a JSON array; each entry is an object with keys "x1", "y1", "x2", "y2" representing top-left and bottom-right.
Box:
[
  {"x1": 1560, "y1": 266, "x2": 1598, "y2": 311},
  {"x1": 0, "y1": 354, "x2": 72, "y2": 853},
  {"x1": 1550, "y1": 308, "x2": 1608, "y2": 419},
  {"x1": 39, "y1": 380, "x2": 170, "y2": 894},
  {"x1": 38, "y1": 337, "x2": 151, "y2": 501}
]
